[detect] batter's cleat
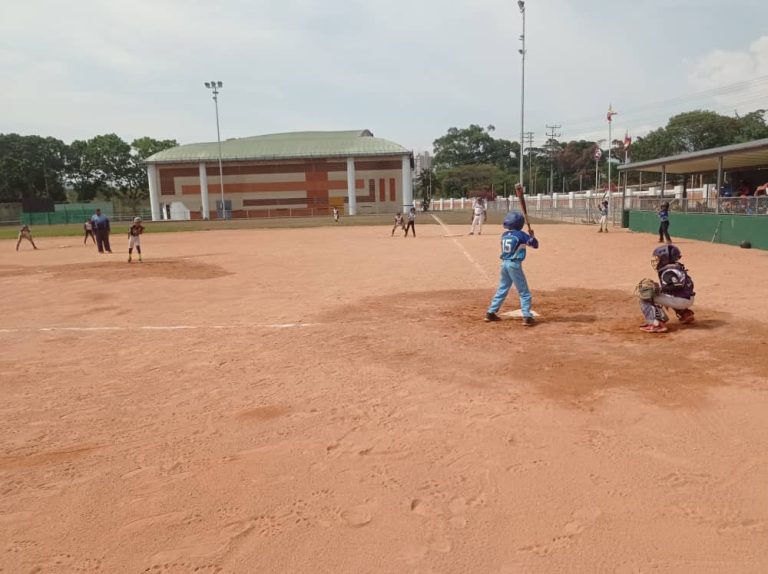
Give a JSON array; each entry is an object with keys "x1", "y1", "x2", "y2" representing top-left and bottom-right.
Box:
[
  {"x1": 522, "y1": 316, "x2": 535, "y2": 327},
  {"x1": 484, "y1": 312, "x2": 501, "y2": 322},
  {"x1": 138, "y1": 256, "x2": 143, "y2": 263},
  {"x1": 128, "y1": 256, "x2": 132, "y2": 263},
  {"x1": 640, "y1": 322, "x2": 668, "y2": 333},
  {"x1": 598, "y1": 229, "x2": 603, "y2": 233},
  {"x1": 676, "y1": 309, "x2": 695, "y2": 324}
]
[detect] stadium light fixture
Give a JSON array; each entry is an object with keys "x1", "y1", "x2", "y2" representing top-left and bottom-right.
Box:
[{"x1": 204, "y1": 81, "x2": 226, "y2": 219}]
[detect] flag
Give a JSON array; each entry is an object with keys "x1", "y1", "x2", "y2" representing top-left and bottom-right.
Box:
[
  {"x1": 607, "y1": 105, "x2": 617, "y2": 122},
  {"x1": 624, "y1": 132, "x2": 632, "y2": 148}
]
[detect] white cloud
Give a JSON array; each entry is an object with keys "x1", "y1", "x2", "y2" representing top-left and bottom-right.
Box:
[
  {"x1": 688, "y1": 35, "x2": 768, "y2": 114},
  {"x1": 2, "y1": 1, "x2": 768, "y2": 150}
]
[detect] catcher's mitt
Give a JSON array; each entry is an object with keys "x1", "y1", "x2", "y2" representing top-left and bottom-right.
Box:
[{"x1": 635, "y1": 278, "x2": 659, "y2": 301}]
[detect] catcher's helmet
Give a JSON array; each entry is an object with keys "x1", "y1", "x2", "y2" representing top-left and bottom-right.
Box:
[
  {"x1": 133, "y1": 216, "x2": 142, "y2": 223},
  {"x1": 503, "y1": 211, "x2": 525, "y2": 231},
  {"x1": 652, "y1": 244, "x2": 681, "y2": 268}
]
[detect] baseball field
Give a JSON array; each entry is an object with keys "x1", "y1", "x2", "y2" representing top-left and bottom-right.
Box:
[{"x1": 1, "y1": 218, "x2": 767, "y2": 573}]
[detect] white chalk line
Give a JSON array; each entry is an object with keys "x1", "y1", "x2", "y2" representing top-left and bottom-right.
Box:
[
  {"x1": 431, "y1": 214, "x2": 491, "y2": 284},
  {"x1": 0, "y1": 323, "x2": 320, "y2": 334}
]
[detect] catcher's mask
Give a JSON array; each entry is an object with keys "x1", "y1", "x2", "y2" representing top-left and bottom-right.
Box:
[{"x1": 651, "y1": 244, "x2": 681, "y2": 269}]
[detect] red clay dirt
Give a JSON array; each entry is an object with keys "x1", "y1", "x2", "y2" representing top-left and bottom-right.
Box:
[{"x1": 1, "y1": 221, "x2": 767, "y2": 573}]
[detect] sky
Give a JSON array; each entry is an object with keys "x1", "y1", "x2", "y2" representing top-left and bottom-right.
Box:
[{"x1": 2, "y1": 0, "x2": 768, "y2": 153}]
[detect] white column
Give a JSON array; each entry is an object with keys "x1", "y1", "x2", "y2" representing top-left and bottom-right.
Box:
[
  {"x1": 569, "y1": 192, "x2": 575, "y2": 208},
  {"x1": 402, "y1": 154, "x2": 413, "y2": 210},
  {"x1": 199, "y1": 162, "x2": 210, "y2": 220},
  {"x1": 147, "y1": 164, "x2": 161, "y2": 221},
  {"x1": 346, "y1": 157, "x2": 357, "y2": 216}
]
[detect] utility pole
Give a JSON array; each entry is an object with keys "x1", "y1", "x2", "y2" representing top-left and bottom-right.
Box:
[
  {"x1": 524, "y1": 131, "x2": 534, "y2": 193},
  {"x1": 545, "y1": 124, "x2": 561, "y2": 195}
]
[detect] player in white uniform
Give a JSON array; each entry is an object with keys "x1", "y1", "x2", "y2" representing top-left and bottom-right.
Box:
[{"x1": 469, "y1": 198, "x2": 486, "y2": 235}]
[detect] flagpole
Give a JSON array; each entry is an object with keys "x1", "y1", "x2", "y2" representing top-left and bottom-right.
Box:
[
  {"x1": 608, "y1": 113, "x2": 612, "y2": 200},
  {"x1": 607, "y1": 105, "x2": 614, "y2": 220}
]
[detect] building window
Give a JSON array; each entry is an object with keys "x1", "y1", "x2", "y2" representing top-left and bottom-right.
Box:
[
  {"x1": 368, "y1": 179, "x2": 375, "y2": 200},
  {"x1": 389, "y1": 178, "x2": 396, "y2": 202}
]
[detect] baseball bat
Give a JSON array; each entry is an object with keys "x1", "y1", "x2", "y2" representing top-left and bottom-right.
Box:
[{"x1": 514, "y1": 183, "x2": 533, "y2": 234}]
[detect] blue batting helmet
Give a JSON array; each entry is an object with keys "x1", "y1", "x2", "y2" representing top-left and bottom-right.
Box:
[{"x1": 503, "y1": 211, "x2": 525, "y2": 230}]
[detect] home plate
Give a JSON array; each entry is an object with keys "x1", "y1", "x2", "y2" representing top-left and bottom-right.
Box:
[{"x1": 502, "y1": 309, "x2": 541, "y2": 318}]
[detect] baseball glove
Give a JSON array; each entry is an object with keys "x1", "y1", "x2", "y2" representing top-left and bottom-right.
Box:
[{"x1": 635, "y1": 278, "x2": 659, "y2": 301}]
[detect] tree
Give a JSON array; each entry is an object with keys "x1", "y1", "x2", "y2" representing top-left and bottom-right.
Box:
[
  {"x1": 119, "y1": 137, "x2": 178, "y2": 211},
  {"x1": 67, "y1": 134, "x2": 133, "y2": 200},
  {"x1": 0, "y1": 134, "x2": 69, "y2": 202},
  {"x1": 439, "y1": 164, "x2": 506, "y2": 198},
  {"x1": 631, "y1": 109, "x2": 768, "y2": 162},
  {"x1": 734, "y1": 110, "x2": 768, "y2": 142},
  {"x1": 433, "y1": 124, "x2": 518, "y2": 171},
  {"x1": 414, "y1": 168, "x2": 439, "y2": 211}
]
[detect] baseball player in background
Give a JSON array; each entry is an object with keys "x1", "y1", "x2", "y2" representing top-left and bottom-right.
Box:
[
  {"x1": 16, "y1": 225, "x2": 38, "y2": 251},
  {"x1": 484, "y1": 211, "x2": 539, "y2": 326},
  {"x1": 404, "y1": 206, "x2": 416, "y2": 237},
  {"x1": 127, "y1": 217, "x2": 144, "y2": 263},
  {"x1": 469, "y1": 198, "x2": 486, "y2": 235},
  {"x1": 597, "y1": 200, "x2": 609, "y2": 232},
  {"x1": 392, "y1": 212, "x2": 404, "y2": 236}
]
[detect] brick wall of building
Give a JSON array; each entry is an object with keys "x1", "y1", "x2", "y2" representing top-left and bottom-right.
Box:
[{"x1": 158, "y1": 157, "x2": 404, "y2": 218}]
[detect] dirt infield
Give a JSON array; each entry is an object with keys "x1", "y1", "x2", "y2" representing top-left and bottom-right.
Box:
[{"x1": 2, "y1": 221, "x2": 767, "y2": 573}]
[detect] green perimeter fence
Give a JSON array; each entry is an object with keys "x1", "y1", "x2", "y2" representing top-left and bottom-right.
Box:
[
  {"x1": 19, "y1": 203, "x2": 151, "y2": 226},
  {"x1": 628, "y1": 210, "x2": 768, "y2": 250}
]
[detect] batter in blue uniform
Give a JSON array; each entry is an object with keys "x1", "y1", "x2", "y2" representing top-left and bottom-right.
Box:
[{"x1": 484, "y1": 212, "x2": 539, "y2": 326}]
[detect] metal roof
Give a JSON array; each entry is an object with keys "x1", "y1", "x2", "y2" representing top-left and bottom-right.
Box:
[
  {"x1": 618, "y1": 137, "x2": 768, "y2": 174},
  {"x1": 146, "y1": 130, "x2": 410, "y2": 164}
]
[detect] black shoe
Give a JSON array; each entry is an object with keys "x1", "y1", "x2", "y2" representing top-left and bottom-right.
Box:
[
  {"x1": 522, "y1": 316, "x2": 535, "y2": 326},
  {"x1": 484, "y1": 312, "x2": 501, "y2": 322}
]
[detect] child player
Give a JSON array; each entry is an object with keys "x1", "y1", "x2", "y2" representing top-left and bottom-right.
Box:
[
  {"x1": 484, "y1": 211, "x2": 539, "y2": 326},
  {"x1": 658, "y1": 201, "x2": 671, "y2": 243},
  {"x1": 597, "y1": 200, "x2": 609, "y2": 232},
  {"x1": 638, "y1": 244, "x2": 695, "y2": 333},
  {"x1": 392, "y1": 212, "x2": 404, "y2": 236},
  {"x1": 83, "y1": 219, "x2": 95, "y2": 245},
  {"x1": 127, "y1": 217, "x2": 144, "y2": 263},
  {"x1": 16, "y1": 224, "x2": 38, "y2": 251}
]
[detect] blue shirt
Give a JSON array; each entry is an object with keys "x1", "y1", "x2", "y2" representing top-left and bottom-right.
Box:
[
  {"x1": 658, "y1": 209, "x2": 669, "y2": 222},
  {"x1": 499, "y1": 230, "x2": 539, "y2": 262},
  {"x1": 91, "y1": 213, "x2": 110, "y2": 231}
]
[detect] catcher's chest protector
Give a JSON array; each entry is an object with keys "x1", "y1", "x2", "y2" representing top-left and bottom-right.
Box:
[{"x1": 659, "y1": 263, "x2": 693, "y2": 292}]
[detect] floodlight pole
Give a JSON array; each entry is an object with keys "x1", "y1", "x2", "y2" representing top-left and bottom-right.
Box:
[
  {"x1": 205, "y1": 81, "x2": 226, "y2": 219},
  {"x1": 518, "y1": 1, "x2": 526, "y2": 190}
]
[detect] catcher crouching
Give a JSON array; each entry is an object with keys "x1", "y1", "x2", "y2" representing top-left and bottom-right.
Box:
[{"x1": 636, "y1": 244, "x2": 695, "y2": 333}]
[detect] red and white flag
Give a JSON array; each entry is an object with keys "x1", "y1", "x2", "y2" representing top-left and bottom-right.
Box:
[
  {"x1": 624, "y1": 132, "x2": 632, "y2": 148},
  {"x1": 607, "y1": 105, "x2": 617, "y2": 122}
]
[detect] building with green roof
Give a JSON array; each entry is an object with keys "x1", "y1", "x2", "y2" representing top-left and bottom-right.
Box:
[{"x1": 144, "y1": 130, "x2": 413, "y2": 221}]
